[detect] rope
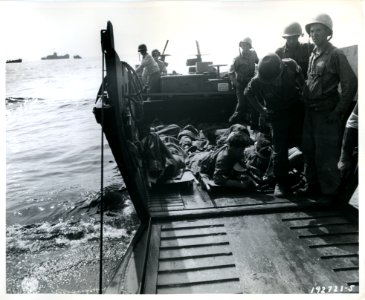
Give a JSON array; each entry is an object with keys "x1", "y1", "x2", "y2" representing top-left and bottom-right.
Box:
[{"x1": 99, "y1": 53, "x2": 106, "y2": 295}]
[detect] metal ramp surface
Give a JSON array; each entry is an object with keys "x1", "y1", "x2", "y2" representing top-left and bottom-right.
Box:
[
  {"x1": 143, "y1": 210, "x2": 358, "y2": 294},
  {"x1": 281, "y1": 211, "x2": 359, "y2": 290},
  {"x1": 144, "y1": 219, "x2": 242, "y2": 293}
]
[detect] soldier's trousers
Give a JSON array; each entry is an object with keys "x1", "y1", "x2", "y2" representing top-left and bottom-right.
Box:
[
  {"x1": 270, "y1": 105, "x2": 303, "y2": 185},
  {"x1": 302, "y1": 109, "x2": 343, "y2": 195}
]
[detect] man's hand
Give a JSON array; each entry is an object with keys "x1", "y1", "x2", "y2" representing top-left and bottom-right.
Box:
[
  {"x1": 337, "y1": 159, "x2": 352, "y2": 178},
  {"x1": 231, "y1": 78, "x2": 238, "y2": 88}
]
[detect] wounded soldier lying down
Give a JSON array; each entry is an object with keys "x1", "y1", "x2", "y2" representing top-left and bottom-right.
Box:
[{"x1": 200, "y1": 131, "x2": 253, "y2": 188}]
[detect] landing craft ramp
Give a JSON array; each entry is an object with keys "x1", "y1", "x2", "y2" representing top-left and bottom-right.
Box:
[
  {"x1": 96, "y1": 22, "x2": 359, "y2": 294},
  {"x1": 107, "y1": 207, "x2": 358, "y2": 294}
]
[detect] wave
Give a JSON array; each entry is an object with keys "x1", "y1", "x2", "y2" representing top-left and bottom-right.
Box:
[
  {"x1": 6, "y1": 97, "x2": 44, "y2": 103},
  {"x1": 7, "y1": 185, "x2": 136, "y2": 253}
]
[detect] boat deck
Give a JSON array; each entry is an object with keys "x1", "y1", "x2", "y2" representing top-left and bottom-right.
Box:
[
  {"x1": 106, "y1": 179, "x2": 359, "y2": 294},
  {"x1": 146, "y1": 211, "x2": 359, "y2": 294},
  {"x1": 147, "y1": 174, "x2": 334, "y2": 219}
]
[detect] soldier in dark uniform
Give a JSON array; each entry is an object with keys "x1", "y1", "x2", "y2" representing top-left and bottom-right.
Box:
[
  {"x1": 275, "y1": 22, "x2": 314, "y2": 78},
  {"x1": 299, "y1": 13, "x2": 357, "y2": 197},
  {"x1": 244, "y1": 53, "x2": 307, "y2": 197}
]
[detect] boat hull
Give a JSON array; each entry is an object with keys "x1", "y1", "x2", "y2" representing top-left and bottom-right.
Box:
[{"x1": 96, "y1": 22, "x2": 359, "y2": 294}]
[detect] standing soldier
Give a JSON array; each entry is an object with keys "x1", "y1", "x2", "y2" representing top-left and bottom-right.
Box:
[
  {"x1": 299, "y1": 13, "x2": 357, "y2": 197},
  {"x1": 135, "y1": 44, "x2": 161, "y2": 93},
  {"x1": 275, "y1": 22, "x2": 314, "y2": 78},
  {"x1": 228, "y1": 37, "x2": 259, "y2": 127},
  {"x1": 244, "y1": 53, "x2": 306, "y2": 197},
  {"x1": 152, "y1": 49, "x2": 168, "y2": 75}
]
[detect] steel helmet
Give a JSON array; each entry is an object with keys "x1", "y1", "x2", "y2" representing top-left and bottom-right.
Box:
[
  {"x1": 138, "y1": 44, "x2": 147, "y2": 52},
  {"x1": 258, "y1": 53, "x2": 283, "y2": 82},
  {"x1": 305, "y1": 13, "x2": 333, "y2": 35},
  {"x1": 239, "y1": 37, "x2": 252, "y2": 48},
  {"x1": 151, "y1": 49, "x2": 160, "y2": 57},
  {"x1": 282, "y1": 22, "x2": 303, "y2": 37}
]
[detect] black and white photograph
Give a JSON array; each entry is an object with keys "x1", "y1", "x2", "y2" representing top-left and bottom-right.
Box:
[{"x1": 1, "y1": 0, "x2": 363, "y2": 295}]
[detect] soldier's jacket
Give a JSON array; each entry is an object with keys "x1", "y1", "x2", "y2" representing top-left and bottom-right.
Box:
[
  {"x1": 275, "y1": 42, "x2": 314, "y2": 77},
  {"x1": 135, "y1": 53, "x2": 160, "y2": 77},
  {"x1": 230, "y1": 49, "x2": 259, "y2": 84},
  {"x1": 306, "y1": 42, "x2": 357, "y2": 115},
  {"x1": 244, "y1": 58, "x2": 305, "y2": 116}
]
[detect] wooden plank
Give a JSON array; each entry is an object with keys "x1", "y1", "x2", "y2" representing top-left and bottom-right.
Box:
[
  {"x1": 157, "y1": 266, "x2": 239, "y2": 286},
  {"x1": 161, "y1": 231, "x2": 227, "y2": 240},
  {"x1": 288, "y1": 222, "x2": 356, "y2": 229},
  {"x1": 161, "y1": 223, "x2": 224, "y2": 231},
  {"x1": 158, "y1": 263, "x2": 237, "y2": 274},
  {"x1": 301, "y1": 234, "x2": 358, "y2": 246},
  {"x1": 214, "y1": 198, "x2": 292, "y2": 207},
  {"x1": 161, "y1": 232, "x2": 227, "y2": 240},
  {"x1": 309, "y1": 245, "x2": 358, "y2": 258},
  {"x1": 149, "y1": 205, "x2": 184, "y2": 209},
  {"x1": 212, "y1": 190, "x2": 293, "y2": 206},
  {"x1": 319, "y1": 256, "x2": 359, "y2": 269},
  {"x1": 155, "y1": 203, "x2": 185, "y2": 207},
  {"x1": 320, "y1": 253, "x2": 358, "y2": 260},
  {"x1": 181, "y1": 191, "x2": 214, "y2": 209},
  {"x1": 283, "y1": 217, "x2": 352, "y2": 227},
  {"x1": 280, "y1": 211, "x2": 345, "y2": 219},
  {"x1": 160, "y1": 235, "x2": 229, "y2": 248},
  {"x1": 143, "y1": 224, "x2": 161, "y2": 294},
  {"x1": 161, "y1": 226, "x2": 226, "y2": 238},
  {"x1": 157, "y1": 280, "x2": 242, "y2": 294},
  {"x1": 149, "y1": 204, "x2": 184, "y2": 209},
  {"x1": 330, "y1": 269, "x2": 359, "y2": 284},
  {"x1": 150, "y1": 195, "x2": 183, "y2": 200},
  {"x1": 150, "y1": 200, "x2": 332, "y2": 220},
  {"x1": 159, "y1": 255, "x2": 236, "y2": 272},
  {"x1": 149, "y1": 206, "x2": 185, "y2": 212},
  {"x1": 297, "y1": 230, "x2": 358, "y2": 238},
  {"x1": 145, "y1": 91, "x2": 235, "y2": 97},
  {"x1": 161, "y1": 219, "x2": 224, "y2": 229},
  {"x1": 159, "y1": 244, "x2": 231, "y2": 259},
  {"x1": 149, "y1": 200, "x2": 183, "y2": 205}
]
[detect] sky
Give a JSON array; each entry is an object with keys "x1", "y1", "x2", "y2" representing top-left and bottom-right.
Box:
[{"x1": 0, "y1": 0, "x2": 364, "y2": 74}]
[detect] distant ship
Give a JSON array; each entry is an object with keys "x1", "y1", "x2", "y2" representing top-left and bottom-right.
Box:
[
  {"x1": 41, "y1": 52, "x2": 70, "y2": 60},
  {"x1": 6, "y1": 59, "x2": 22, "y2": 63},
  {"x1": 73, "y1": 55, "x2": 82, "y2": 59}
]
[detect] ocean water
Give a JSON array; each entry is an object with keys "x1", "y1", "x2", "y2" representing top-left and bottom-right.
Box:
[{"x1": 6, "y1": 58, "x2": 140, "y2": 293}]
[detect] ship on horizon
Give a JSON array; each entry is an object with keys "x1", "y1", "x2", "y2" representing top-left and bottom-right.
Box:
[
  {"x1": 6, "y1": 59, "x2": 22, "y2": 63},
  {"x1": 41, "y1": 52, "x2": 70, "y2": 60}
]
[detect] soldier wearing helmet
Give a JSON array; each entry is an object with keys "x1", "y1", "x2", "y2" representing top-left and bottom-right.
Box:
[
  {"x1": 135, "y1": 44, "x2": 161, "y2": 93},
  {"x1": 243, "y1": 53, "x2": 307, "y2": 197},
  {"x1": 228, "y1": 37, "x2": 259, "y2": 127},
  {"x1": 275, "y1": 22, "x2": 314, "y2": 78},
  {"x1": 298, "y1": 13, "x2": 358, "y2": 197},
  {"x1": 151, "y1": 49, "x2": 167, "y2": 75}
]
